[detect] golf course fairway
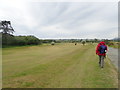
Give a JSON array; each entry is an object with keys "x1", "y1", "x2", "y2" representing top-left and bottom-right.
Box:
[{"x1": 2, "y1": 43, "x2": 118, "y2": 88}]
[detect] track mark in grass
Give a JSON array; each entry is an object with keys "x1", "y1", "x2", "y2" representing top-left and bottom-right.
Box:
[
  {"x1": 12, "y1": 64, "x2": 48, "y2": 78},
  {"x1": 22, "y1": 82, "x2": 34, "y2": 87},
  {"x1": 13, "y1": 80, "x2": 35, "y2": 88},
  {"x1": 13, "y1": 72, "x2": 27, "y2": 77}
]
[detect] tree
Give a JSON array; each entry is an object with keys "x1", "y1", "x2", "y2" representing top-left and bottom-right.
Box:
[
  {"x1": 0, "y1": 20, "x2": 14, "y2": 34},
  {"x1": 94, "y1": 38, "x2": 98, "y2": 43},
  {"x1": 51, "y1": 41, "x2": 55, "y2": 45},
  {"x1": 0, "y1": 20, "x2": 14, "y2": 46},
  {"x1": 82, "y1": 40, "x2": 86, "y2": 45}
]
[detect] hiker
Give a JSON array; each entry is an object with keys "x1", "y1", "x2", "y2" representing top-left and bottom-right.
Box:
[{"x1": 96, "y1": 41, "x2": 108, "y2": 68}]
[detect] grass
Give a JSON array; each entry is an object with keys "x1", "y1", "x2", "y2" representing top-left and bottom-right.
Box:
[
  {"x1": 2, "y1": 43, "x2": 118, "y2": 88},
  {"x1": 108, "y1": 42, "x2": 120, "y2": 49}
]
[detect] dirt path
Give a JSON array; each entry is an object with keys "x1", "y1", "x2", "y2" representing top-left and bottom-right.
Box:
[{"x1": 107, "y1": 47, "x2": 118, "y2": 69}]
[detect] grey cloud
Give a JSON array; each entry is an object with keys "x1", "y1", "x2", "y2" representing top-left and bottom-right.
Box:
[{"x1": 0, "y1": 1, "x2": 118, "y2": 39}]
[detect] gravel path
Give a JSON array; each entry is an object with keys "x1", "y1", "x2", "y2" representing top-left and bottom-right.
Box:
[{"x1": 107, "y1": 47, "x2": 119, "y2": 69}]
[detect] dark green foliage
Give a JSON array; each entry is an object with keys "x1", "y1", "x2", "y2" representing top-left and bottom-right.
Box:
[
  {"x1": 1, "y1": 33, "x2": 16, "y2": 47},
  {"x1": 1, "y1": 33, "x2": 40, "y2": 47},
  {"x1": 0, "y1": 33, "x2": 2, "y2": 48},
  {"x1": 94, "y1": 38, "x2": 98, "y2": 42},
  {"x1": 14, "y1": 36, "x2": 40, "y2": 46},
  {"x1": 51, "y1": 41, "x2": 55, "y2": 45},
  {"x1": 42, "y1": 40, "x2": 54, "y2": 43},
  {"x1": 82, "y1": 41, "x2": 86, "y2": 45},
  {"x1": 0, "y1": 20, "x2": 14, "y2": 34}
]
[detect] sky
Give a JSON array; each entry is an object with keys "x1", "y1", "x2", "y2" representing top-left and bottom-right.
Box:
[{"x1": 0, "y1": 0, "x2": 118, "y2": 39}]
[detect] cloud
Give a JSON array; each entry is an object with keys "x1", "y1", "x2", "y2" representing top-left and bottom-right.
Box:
[{"x1": 0, "y1": 1, "x2": 118, "y2": 39}]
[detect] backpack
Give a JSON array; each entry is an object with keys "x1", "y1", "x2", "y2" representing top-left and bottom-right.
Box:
[{"x1": 99, "y1": 45, "x2": 107, "y2": 54}]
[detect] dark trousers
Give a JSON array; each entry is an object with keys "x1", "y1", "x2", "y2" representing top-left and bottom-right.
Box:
[{"x1": 99, "y1": 55, "x2": 105, "y2": 68}]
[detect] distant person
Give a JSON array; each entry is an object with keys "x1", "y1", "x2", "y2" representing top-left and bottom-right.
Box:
[{"x1": 96, "y1": 41, "x2": 108, "y2": 68}]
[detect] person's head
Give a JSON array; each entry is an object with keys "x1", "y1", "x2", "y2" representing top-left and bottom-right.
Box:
[{"x1": 100, "y1": 41, "x2": 105, "y2": 45}]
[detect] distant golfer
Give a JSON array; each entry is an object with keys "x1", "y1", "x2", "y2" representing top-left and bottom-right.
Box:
[{"x1": 96, "y1": 41, "x2": 108, "y2": 68}]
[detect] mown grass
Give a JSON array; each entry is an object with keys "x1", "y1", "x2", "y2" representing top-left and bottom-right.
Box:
[{"x1": 2, "y1": 43, "x2": 118, "y2": 88}]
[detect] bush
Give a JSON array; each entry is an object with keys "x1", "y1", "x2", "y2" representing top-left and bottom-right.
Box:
[
  {"x1": 2, "y1": 33, "x2": 16, "y2": 46},
  {"x1": 107, "y1": 42, "x2": 114, "y2": 46},
  {"x1": 1, "y1": 33, "x2": 41, "y2": 47},
  {"x1": 51, "y1": 41, "x2": 55, "y2": 45},
  {"x1": 14, "y1": 36, "x2": 40, "y2": 46}
]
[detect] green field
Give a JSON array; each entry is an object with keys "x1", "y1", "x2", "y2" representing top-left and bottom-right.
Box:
[{"x1": 2, "y1": 43, "x2": 118, "y2": 88}]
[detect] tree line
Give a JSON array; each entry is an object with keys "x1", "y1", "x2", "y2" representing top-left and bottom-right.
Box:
[{"x1": 0, "y1": 20, "x2": 119, "y2": 48}]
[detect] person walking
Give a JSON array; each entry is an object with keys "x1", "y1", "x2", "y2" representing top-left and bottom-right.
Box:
[{"x1": 96, "y1": 41, "x2": 108, "y2": 68}]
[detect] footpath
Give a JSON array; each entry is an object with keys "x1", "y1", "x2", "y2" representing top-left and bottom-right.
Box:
[{"x1": 107, "y1": 47, "x2": 119, "y2": 69}]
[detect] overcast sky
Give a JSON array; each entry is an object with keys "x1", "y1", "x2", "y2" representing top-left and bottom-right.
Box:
[{"x1": 0, "y1": 0, "x2": 118, "y2": 39}]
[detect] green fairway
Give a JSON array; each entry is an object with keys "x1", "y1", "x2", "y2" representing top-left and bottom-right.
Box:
[{"x1": 2, "y1": 43, "x2": 118, "y2": 88}]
